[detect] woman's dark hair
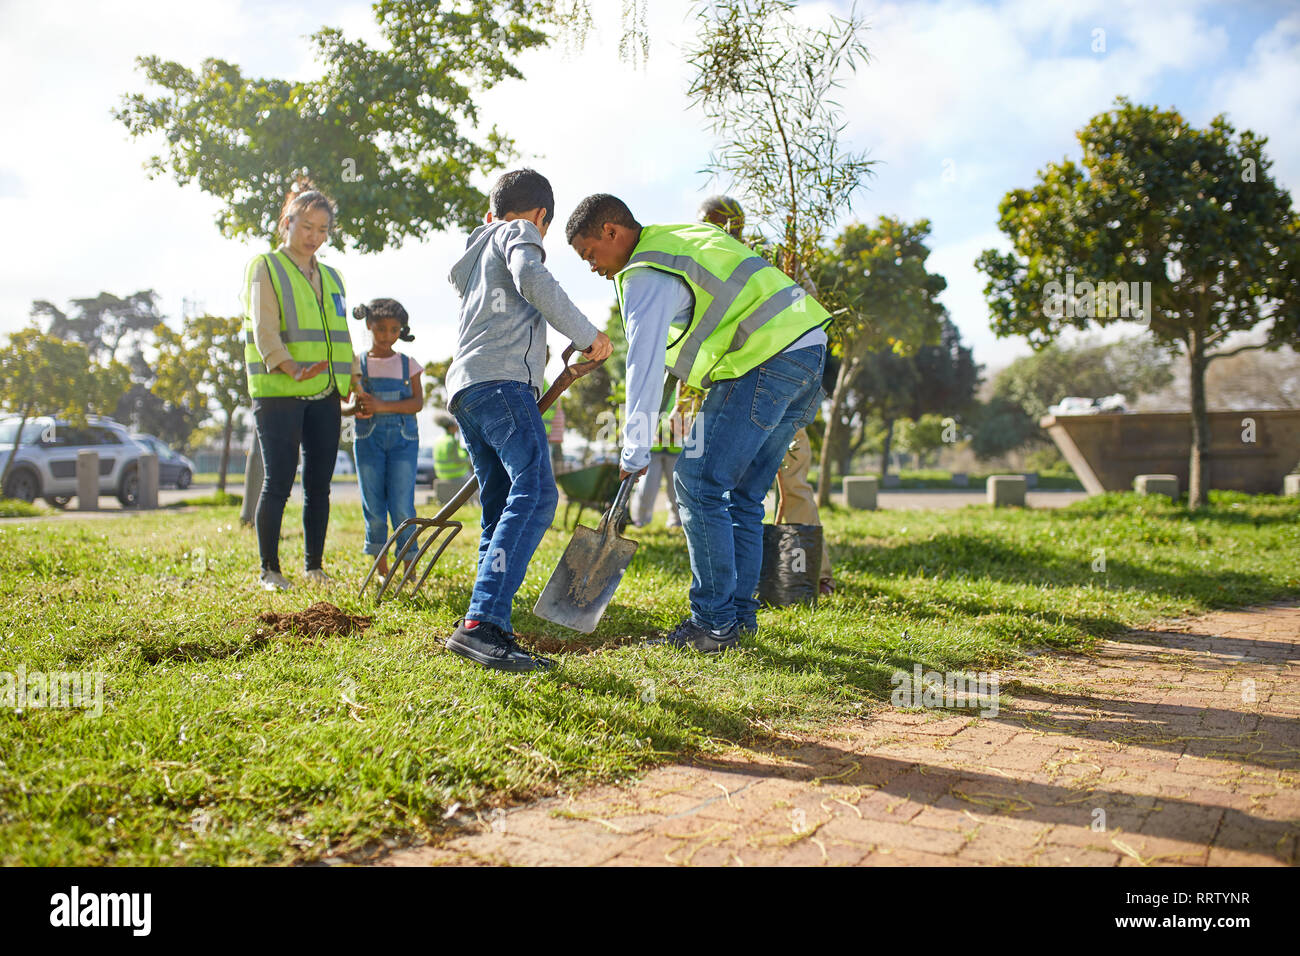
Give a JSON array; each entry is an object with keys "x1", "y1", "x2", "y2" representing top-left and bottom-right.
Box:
[
  {"x1": 278, "y1": 177, "x2": 337, "y2": 239},
  {"x1": 565, "y1": 193, "x2": 640, "y2": 243},
  {"x1": 352, "y1": 298, "x2": 414, "y2": 342}
]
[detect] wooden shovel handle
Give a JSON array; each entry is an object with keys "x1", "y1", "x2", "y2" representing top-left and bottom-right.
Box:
[{"x1": 537, "y1": 343, "x2": 605, "y2": 416}]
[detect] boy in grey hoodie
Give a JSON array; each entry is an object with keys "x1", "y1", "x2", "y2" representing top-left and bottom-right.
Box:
[{"x1": 444, "y1": 169, "x2": 612, "y2": 672}]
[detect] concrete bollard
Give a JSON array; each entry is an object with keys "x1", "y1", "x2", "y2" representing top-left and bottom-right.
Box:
[
  {"x1": 843, "y1": 475, "x2": 878, "y2": 510},
  {"x1": 1021, "y1": 472, "x2": 1039, "y2": 489},
  {"x1": 76, "y1": 450, "x2": 98, "y2": 511},
  {"x1": 137, "y1": 453, "x2": 159, "y2": 509},
  {"x1": 1284, "y1": 474, "x2": 1300, "y2": 497},
  {"x1": 987, "y1": 474, "x2": 1027, "y2": 507},
  {"x1": 1134, "y1": 474, "x2": 1179, "y2": 499},
  {"x1": 950, "y1": 472, "x2": 969, "y2": 488}
]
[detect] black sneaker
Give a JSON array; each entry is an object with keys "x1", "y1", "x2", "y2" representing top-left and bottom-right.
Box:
[
  {"x1": 445, "y1": 620, "x2": 555, "y2": 672},
  {"x1": 646, "y1": 618, "x2": 740, "y2": 654},
  {"x1": 738, "y1": 621, "x2": 758, "y2": 638}
]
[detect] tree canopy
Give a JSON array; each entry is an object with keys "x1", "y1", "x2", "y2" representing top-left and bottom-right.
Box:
[{"x1": 977, "y1": 97, "x2": 1300, "y2": 506}]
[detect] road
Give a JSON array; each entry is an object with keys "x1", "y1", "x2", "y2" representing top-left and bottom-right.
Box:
[{"x1": 6, "y1": 481, "x2": 1086, "y2": 519}]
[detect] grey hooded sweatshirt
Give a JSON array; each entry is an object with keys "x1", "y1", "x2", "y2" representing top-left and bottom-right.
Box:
[{"x1": 446, "y1": 219, "x2": 599, "y2": 407}]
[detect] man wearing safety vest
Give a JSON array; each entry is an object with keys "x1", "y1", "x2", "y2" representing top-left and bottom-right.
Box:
[
  {"x1": 432, "y1": 413, "x2": 470, "y2": 481},
  {"x1": 567, "y1": 194, "x2": 829, "y2": 652},
  {"x1": 698, "y1": 194, "x2": 835, "y2": 595}
]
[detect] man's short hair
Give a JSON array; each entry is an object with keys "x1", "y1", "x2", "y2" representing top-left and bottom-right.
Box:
[
  {"x1": 490, "y1": 168, "x2": 555, "y2": 225},
  {"x1": 565, "y1": 193, "x2": 640, "y2": 244}
]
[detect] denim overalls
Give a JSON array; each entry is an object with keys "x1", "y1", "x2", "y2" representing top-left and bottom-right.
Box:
[{"x1": 353, "y1": 351, "x2": 420, "y2": 558}]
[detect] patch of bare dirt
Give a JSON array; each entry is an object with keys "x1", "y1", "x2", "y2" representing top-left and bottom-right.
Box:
[{"x1": 256, "y1": 602, "x2": 373, "y2": 638}]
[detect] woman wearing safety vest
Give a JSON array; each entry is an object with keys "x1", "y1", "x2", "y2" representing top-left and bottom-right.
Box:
[
  {"x1": 567, "y1": 193, "x2": 829, "y2": 653},
  {"x1": 243, "y1": 179, "x2": 358, "y2": 591}
]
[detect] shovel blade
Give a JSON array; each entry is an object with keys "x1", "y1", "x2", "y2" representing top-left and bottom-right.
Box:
[{"x1": 533, "y1": 525, "x2": 638, "y2": 633}]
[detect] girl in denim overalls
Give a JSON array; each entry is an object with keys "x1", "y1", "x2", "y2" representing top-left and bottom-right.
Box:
[{"x1": 345, "y1": 299, "x2": 424, "y2": 578}]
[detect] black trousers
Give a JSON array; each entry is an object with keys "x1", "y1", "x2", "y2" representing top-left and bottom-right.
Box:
[{"x1": 253, "y1": 394, "x2": 341, "y2": 572}]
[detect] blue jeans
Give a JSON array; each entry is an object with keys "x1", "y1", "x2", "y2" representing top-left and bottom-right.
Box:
[
  {"x1": 450, "y1": 380, "x2": 558, "y2": 632},
  {"x1": 354, "y1": 414, "x2": 419, "y2": 558},
  {"x1": 674, "y1": 345, "x2": 826, "y2": 630}
]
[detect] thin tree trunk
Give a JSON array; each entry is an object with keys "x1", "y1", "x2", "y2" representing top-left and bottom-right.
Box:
[
  {"x1": 217, "y1": 410, "x2": 234, "y2": 496},
  {"x1": 816, "y1": 358, "x2": 853, "y2": 507},
  {"x1": 1187, "y1": 332, "x2": 1208, "y2": 509},
  {"x1": 1, "y1": 402, "x2": 33, "y2": 492},
  {"x1": 879, "y1": 417, "x2": 895, "y2": 477}
]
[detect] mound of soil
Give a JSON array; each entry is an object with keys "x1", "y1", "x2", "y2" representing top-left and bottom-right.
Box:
[{"x1": 257, "y1": 602, "x2": 373, "y2": 638}]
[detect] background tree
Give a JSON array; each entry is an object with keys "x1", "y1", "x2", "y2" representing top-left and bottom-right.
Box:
[
  {"x1": 978, "y1": 97, "x2": 1300, "y2": 507},
  {"x1": 993, "y1": 334, "x2": 1174, "y2": 423},
  {"x1": 115, "y1": 1, "x2": 571, "y2": 250},
  {"x1": 153, "y1": 315, "x2": 246, "y2": 493},
  {"x1": 30, "y1": 290, "x2": 164, "y2": 364},
  {"x1": 685, "y1": 0, "x2": 875, "y2": 279},
  {"x1": 565, "y1": 305, "x2": 627, "y2": 451},
  {"x1": 970, "y1": 335, "x2": 1174, "y2": 465},
  {"x1": 811, "y1": 218, "x2": 948, "y2": 502},
  {"x1": 0, "y1": 326, "x2": 131, "y2": 492}
]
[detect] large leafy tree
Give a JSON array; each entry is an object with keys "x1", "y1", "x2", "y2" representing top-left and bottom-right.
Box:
[
  {"x1": 977, "y1": 98, "x2": 1300, "y2": 507},
  {"x1": 115, "y1": 1, "x2": 570, "y2": 250},
  {"x1": 0, "y1": 327, "x2": 131, "y2": 492},
  {"x1": 811, "y1": 218, "x2": 948, "y2": 503},
  {"x1": 153, "y1": 315, "x2": 247, "y2": 493}
]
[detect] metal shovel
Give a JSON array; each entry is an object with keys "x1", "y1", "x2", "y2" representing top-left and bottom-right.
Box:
[
  {"x1": 532, "y1": 475, "x2": 639, "y2": 633},
  {"x1": 358, "y1": 343, "x2": 604, "y2": 604}
]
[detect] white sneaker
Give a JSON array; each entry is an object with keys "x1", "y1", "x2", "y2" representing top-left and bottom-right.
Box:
[
  {"x1": 260, "y1": 569, "x2": 292, "y2": 591},
  {"x1": 303, "y1": 568, "x2": 335, "y2": 586}
]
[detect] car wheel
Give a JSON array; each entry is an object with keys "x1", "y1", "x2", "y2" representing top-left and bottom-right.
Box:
[
  {"x1": 3, "y1": 467, "x2": 40, "y2": 503},
  {"x1": 117, "y1": 464, "x2": 140, "y2": 508},
  {"x1": 176, "y1": 468, "x2": 192, "y2": 489},
  {"x1": 44, "y1": 495, "x2": 72, "y2": 509}
]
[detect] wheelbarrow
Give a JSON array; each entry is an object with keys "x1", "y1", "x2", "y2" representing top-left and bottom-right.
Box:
[
  {"x1": 358, "y1": 344, "x2": 605, "y2": 603},
  {"x1": 555, "y1": 462, "x2": 622, "y2": 529}
]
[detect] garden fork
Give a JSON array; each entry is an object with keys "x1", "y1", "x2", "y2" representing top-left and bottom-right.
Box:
[{"x1": 358, "y1": 343, "x2": 605, "y2": 603}]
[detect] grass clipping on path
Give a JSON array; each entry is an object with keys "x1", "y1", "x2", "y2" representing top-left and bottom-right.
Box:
[{"x1": 0, "y1": 490, "x2": 1296, "y2": 865}]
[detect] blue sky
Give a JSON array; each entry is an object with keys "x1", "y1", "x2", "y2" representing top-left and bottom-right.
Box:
[{"x1": 1, "y1": 0, "x2": 1296, "y2": 405}]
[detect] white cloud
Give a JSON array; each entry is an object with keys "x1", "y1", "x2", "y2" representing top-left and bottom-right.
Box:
[{"x1": 1211, "y1": 12, "x2": 1300, "y2": 194}]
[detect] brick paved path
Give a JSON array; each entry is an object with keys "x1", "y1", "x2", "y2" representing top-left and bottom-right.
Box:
[{"x1": 372, "y1": 602, "x2": 1299, "y2": 867}]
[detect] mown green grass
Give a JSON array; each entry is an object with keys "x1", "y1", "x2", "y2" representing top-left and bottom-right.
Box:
[
  {"x1": 0, "y1": 498, "x2": 42, "y2": 518},
  {"x1": 0, "y1": 490, "x2": 1296, "y2": 864}
]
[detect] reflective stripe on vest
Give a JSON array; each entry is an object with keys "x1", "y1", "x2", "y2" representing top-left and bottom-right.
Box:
[
  {"x1": 613, "y1": 223, "x2": 831, "y2": 389},
  {"x1": 243, "y1": 252, "x2": 354, "y2": 398}
]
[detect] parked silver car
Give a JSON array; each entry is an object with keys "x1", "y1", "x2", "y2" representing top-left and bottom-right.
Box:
[
  {"x1": 130, "y1": 434, "x2": 196, "y2": 489},
  {"x1": 0, "y1": 415, "x2": 149, "y2": 507}
]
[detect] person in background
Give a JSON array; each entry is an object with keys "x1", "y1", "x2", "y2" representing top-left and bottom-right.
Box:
[
  {"x1": 347, "y1": 298, "x2": 423, "y2": 580},
  {"x1": 698, "y1": 195, "x2": 834, "y2": 594},
  {"x1": 242, "y1": 178, "x2": 359, "y2": 591},
  {"x1": 629, "y1": 384, "x2": 683, "y2": 529},
  {"x1": 433, "y1": 412, "x2": 470, "y2": 483},
  {"x1": 541, "y1": 346, "x2": 566, "y2": 472}
]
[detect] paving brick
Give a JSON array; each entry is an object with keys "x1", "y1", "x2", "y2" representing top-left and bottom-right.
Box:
[{"x1": 370, "y1": 601, "x2": 1300, "y2": 868}]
